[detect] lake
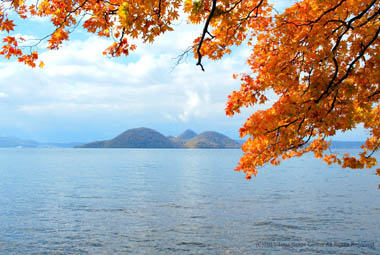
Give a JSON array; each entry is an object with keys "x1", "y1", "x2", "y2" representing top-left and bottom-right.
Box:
[{"x1": 0, "y1": 148, "x2": 379, "y2": 254}]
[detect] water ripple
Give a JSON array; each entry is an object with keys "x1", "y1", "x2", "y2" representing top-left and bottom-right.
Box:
[{"x1": 0, "y1": 148, "x2": 378, "y2": 254}]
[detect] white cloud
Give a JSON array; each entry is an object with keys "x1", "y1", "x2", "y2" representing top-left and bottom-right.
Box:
[
  {"x1": 28, "y1": 15, "x2": 50, "y2": 23},
  {"x1": 0, "y1": 25, "x2": 255, "y2": 142},
  {"x1": 179, "y1": 90, "x2": 202, "y2": 122}
]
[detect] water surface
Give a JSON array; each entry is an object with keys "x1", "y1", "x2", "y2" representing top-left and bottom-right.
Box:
[{"x1": 0, "y1": 148, "x2": 379, "y2": 254}]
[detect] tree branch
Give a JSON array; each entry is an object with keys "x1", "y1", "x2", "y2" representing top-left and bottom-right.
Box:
[{"x1": 196, "y1": 0, "x2": 217, "y2": 71}]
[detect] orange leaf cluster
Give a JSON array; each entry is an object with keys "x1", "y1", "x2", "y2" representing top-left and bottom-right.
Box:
[
  {"x1": 0, "y1": 1, "x2": 43, "y2": 67},
  {"x1": 186, "y1": 0, "x2": 272, "y2": 60},
  {"x1": 225, "y1": 0, "x2": 380, "y2": 179}
]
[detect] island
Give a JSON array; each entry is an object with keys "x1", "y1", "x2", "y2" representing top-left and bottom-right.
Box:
[{"x1": 76, "y1": 127, "x2": 241, "y2": 149}]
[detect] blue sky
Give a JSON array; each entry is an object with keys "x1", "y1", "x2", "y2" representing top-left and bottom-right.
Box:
[{"x1": 0, "y1": 0, "x2": 368, "y2": 142}]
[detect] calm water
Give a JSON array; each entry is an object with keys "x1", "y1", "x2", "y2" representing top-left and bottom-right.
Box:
[{"x1": 0, "y1": 148, "x2": 379, "y2": 254}]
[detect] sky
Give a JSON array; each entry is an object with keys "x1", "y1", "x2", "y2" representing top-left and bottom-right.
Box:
[{"x1": 0, "y1": 0, "x2": 368, "y2": 143}]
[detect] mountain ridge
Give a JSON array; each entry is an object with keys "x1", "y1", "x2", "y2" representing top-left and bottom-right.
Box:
[
  {"x1": 78, "y1": 127, "x2": 240, "y2": 149},
  {"x1": 0, "y1": 131, "x2": 366, "y2": 149},
  {"x1": 79, "y1": 127, "x2": 179, "y2": 148},
  {"x1": 185, "y1": 131, "x2": 240, "y2": 148},
  {"x1": 0, "y1": 136, "x2": 81, "y2": 148}
]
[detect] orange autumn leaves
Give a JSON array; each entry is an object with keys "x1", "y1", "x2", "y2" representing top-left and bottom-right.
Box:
[
  {"x1": 1, "y1": 0, "x2": 380, "y2": 181},
  {"x1": 0, "y1": 0, "x2": 182, "y2": 64},
  {"x1": 0, "y1": 1, "x2": 42, "y2": 67},
  {"x1": 226, "y1": 0, "x2": 380, "y2": 179},
  {"x1": 1, "y1": 0, "x2": 271, "y2": 66}
]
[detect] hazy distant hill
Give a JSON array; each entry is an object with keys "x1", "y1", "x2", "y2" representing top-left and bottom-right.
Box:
[
  {"x1": 0, "y1": 136, "x2": 81, "y2": 148},
  {"x1": 0, "y1": 136, "x2": 39, "y2": 148},
  {"x1": 185, "y1": 131, "x2": 241, "y2": 149},
  {"x1": 330, "y1": 141, "x2": 363, "y2": 149},
  {"x1": 42, "y1": 142, "x2": 83, "y2": 148},
  {"x1": 78, "y1": 127, "x2": 179, "y2": 148}
]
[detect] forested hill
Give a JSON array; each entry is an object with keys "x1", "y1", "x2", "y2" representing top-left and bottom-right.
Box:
[
  {"x1": 77, "y1": 127, "x2": 241, "y2": 149},
  {"x1": 77, "y1": 127, "x2": 179, "y2": 148}
]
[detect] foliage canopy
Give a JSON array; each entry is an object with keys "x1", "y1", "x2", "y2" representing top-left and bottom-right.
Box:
[{"x1": 1, "y1": 0, "x2": 380, "y2": 179}]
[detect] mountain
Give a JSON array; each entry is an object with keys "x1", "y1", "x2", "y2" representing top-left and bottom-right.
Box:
[
  {"x1": 330, "y1": 141, "x2": 363, "y2": 149},
  {"x1": 177, "y1": 129, "x2": 197, "y2": 140},
  {"x1": 185, "y1": 131, "x2": 241, "y2": 149},
  {"x1": 78, "y1": 127, "x2": 179, "y2": 148},
  {"x1": 0, "y1": 136, "x2": 83, "y2": 148},
  {"x1": 0, "y1": 130, "x2": 364, "y2": 149},
  {"x1": 78, "y1": 128, "x2": 241, "y2": 149},
  {"x1": 42, "y1": 142, "x2": 84, "y2": 148},
  {"x1": 0, "y1": 136, "x2": 39, "y2": 148},
  {"x1": 167, "y1": 129, "x2": 198, "y2": 147}
]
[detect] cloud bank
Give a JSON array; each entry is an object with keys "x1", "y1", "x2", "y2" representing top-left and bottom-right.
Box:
[{"x1": 0, "y1": 22, "x2": 252, "y2": 142}]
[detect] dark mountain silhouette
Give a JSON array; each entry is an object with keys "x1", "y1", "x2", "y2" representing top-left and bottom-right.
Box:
[{"x1": 78, "y1": 127, "x2": 179, "y2": 148}]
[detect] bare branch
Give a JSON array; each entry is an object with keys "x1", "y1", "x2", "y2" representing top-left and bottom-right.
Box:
[{"x1": 173, "y1": 45, "x2": 194, "y2": 69}]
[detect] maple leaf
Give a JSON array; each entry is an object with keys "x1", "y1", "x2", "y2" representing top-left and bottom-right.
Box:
[{"x1": 1, "y1": 19, "x2": 15, "y2": 33}]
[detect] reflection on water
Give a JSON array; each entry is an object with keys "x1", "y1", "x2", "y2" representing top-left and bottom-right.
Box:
[{"x1": 0, "y1": 148, "x2": 379, "y2": 254}]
